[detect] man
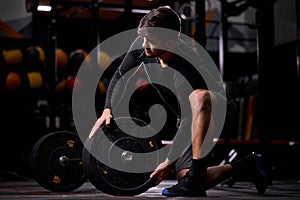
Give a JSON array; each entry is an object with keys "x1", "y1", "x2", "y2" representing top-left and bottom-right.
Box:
[{"x1": 89, "y1": 6, "x2": 270, "y2": 197}]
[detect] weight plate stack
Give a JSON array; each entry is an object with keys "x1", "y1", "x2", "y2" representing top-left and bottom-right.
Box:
[
  {"x1": 82, "y1": 117, "x2": 162, "y2": 196},
  {"x1": 29, "y1": 131, "x2": 87, "y2": 192}
]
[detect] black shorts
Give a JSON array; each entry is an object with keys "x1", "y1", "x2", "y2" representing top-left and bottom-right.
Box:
[{"x1": 174, "y1": 93, "x2": 238, "y2": 173}]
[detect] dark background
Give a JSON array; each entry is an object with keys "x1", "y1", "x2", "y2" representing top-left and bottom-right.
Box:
[{"x1": 0, "y1": 0, "x2": 299, "y2": 181}]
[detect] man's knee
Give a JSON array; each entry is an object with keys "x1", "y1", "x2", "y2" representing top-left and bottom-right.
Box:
[{"x1": 189, "y1": 89, "x2": 212, "y2": 113}]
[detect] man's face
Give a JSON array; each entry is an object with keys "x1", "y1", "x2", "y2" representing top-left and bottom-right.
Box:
[{"x1": 142, "y1": 34, "x2": 167, "y2": 58}]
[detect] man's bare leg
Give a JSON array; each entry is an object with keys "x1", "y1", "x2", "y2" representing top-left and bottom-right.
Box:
[{"x1": 189, "y1": 89, "x2": 212, "y2": 160}]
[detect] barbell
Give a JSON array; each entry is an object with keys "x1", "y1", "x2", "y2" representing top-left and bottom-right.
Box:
[{"x1": 29, "y1": 117, "x2": 163, "y2": 196}]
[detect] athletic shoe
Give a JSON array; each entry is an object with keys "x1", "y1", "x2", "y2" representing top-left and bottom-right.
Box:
[
  {"x1": 161, "y1": 170, "x2": 206, "y2": 197},
  {"x1": 247, "y1": 152, "x2": 271, "y2": 195}
]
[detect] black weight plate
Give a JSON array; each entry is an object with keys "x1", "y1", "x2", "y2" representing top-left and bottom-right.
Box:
[
  {"x1": 82, "y1": 117, "x2": 162, "y2": 196},
  {"x1": 30, "y1": 131, "x2": 87, "y2": 192}
]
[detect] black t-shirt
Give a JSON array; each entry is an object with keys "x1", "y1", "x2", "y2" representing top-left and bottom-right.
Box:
[{"x1": 103, "y1": 37, "x2": 224, "y2": 162}]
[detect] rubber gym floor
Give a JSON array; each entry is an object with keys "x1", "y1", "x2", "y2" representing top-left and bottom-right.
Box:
[{"x1": 0, "y1": 179, "x2": 299, "y2": 200}]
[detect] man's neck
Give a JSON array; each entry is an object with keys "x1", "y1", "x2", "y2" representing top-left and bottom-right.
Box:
[{"x1": 157, "y1": 51, "x2": 174, "y2": 68}]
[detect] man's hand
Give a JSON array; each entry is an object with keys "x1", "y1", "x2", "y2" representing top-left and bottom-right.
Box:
[
  {"x1": 89, "y1": 108, "x2": 113, "y2": 139},
  {"x1": 150, "y1": 158, "x2": 172, "y2": 185}
]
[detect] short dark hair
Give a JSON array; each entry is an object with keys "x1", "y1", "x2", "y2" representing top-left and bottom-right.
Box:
[{"x1": 138, "y1": 6, "x2": 181, "y2": 40}]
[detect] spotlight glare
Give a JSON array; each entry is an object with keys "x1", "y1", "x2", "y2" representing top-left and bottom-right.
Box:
[{"x1": 37, "y1": 5, "x2": 52, "y2": 12}]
